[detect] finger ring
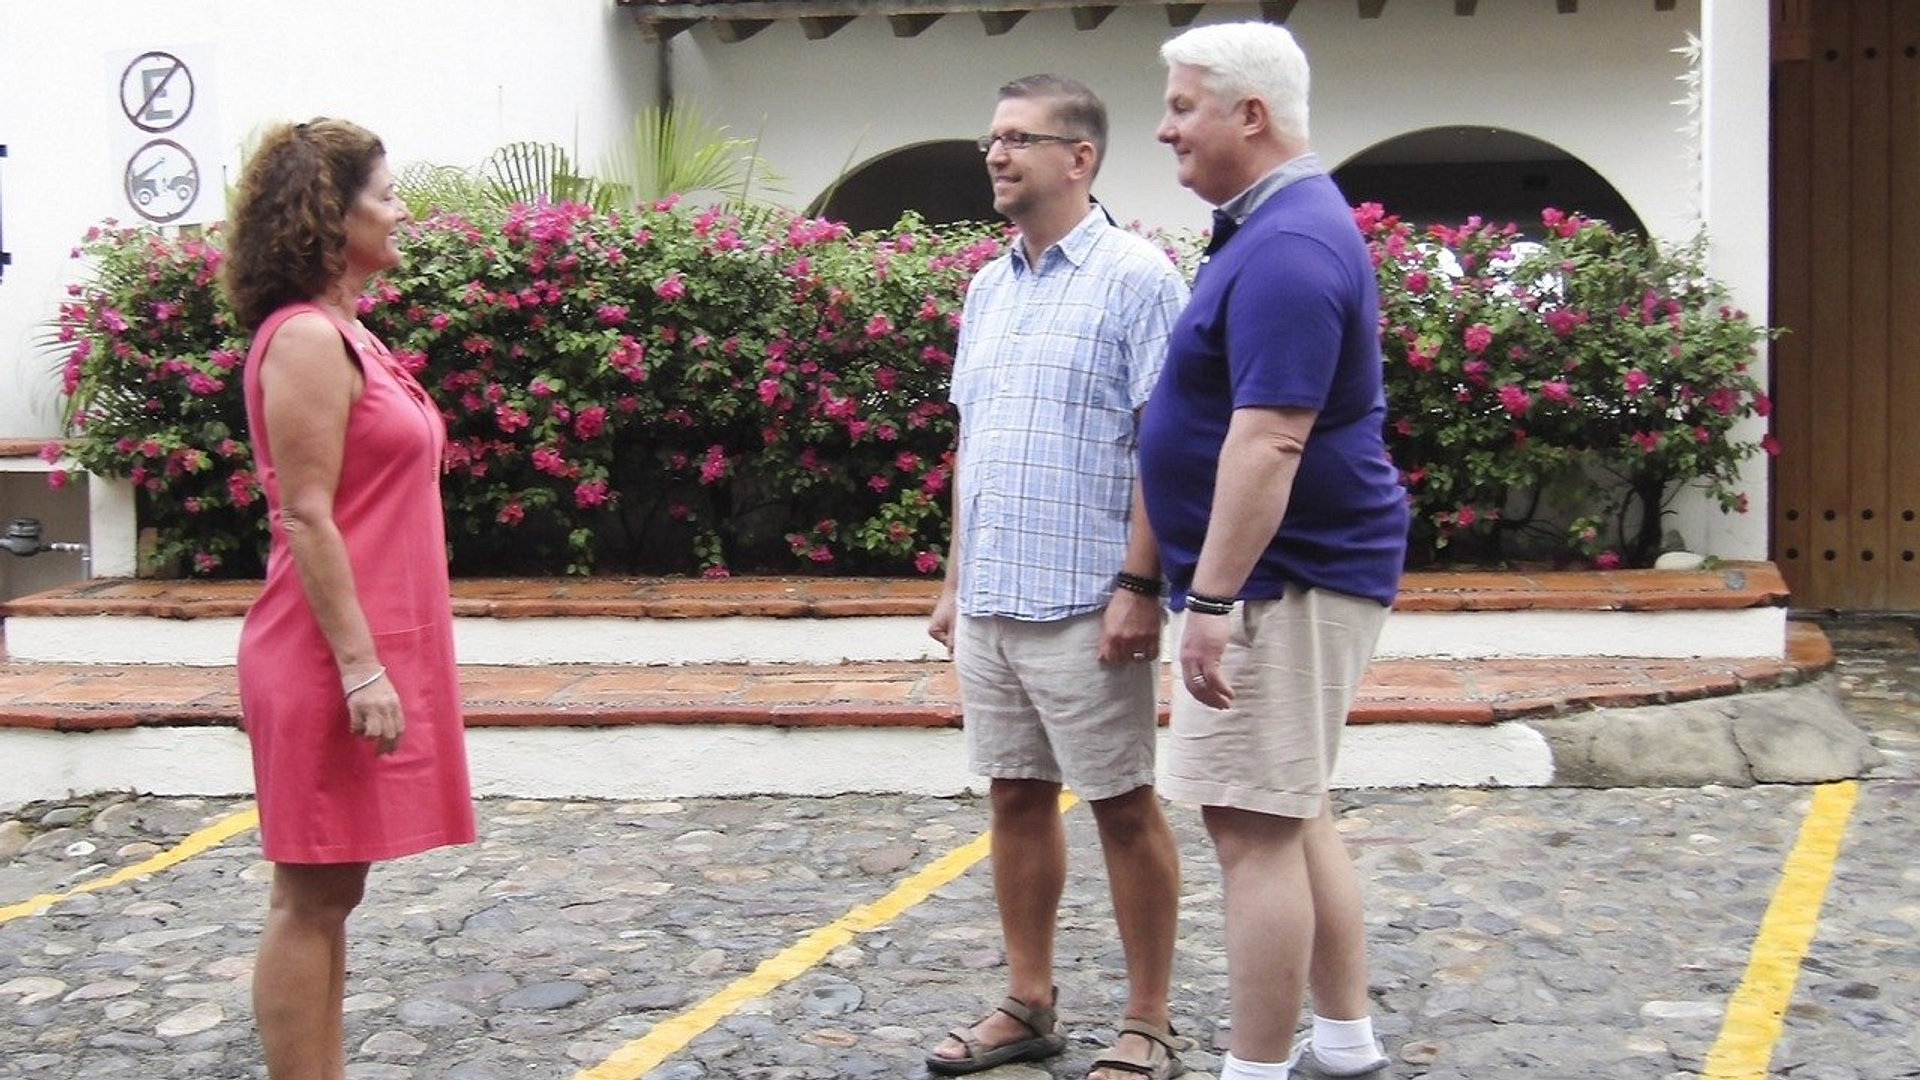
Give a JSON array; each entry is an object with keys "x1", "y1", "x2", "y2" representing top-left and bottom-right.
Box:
[
  {"x1": 1132, "y1": 652, "x2": 1146, "y2": 660},
  {"x1": 1190, "y1": 673, "x2": 1206, "y2": 684}
]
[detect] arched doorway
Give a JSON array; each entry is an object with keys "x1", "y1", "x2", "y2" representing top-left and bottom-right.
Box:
[
  {"x1": 1333, "y1": 126, "x2": 1644, "y2": 236},
  {"x1": 809, "y1": 140, "x2": 994, "y2": 232}
]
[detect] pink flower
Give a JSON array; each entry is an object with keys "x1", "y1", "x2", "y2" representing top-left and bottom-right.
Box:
[
  {"x1": 430, "y1": 312, "x2": 451, "y2": 330},
  {"x1": 1404, "y1": 271, "x2": 1429, "y2": 293},
  {"x1": 701, "y1": 564, "x2": 732, "y2": 579},
  {"x1": 495, "y1": 406, "x2": 531, "y2": 433},
  {"x1": 865, "y1": 314, "x2": 894, "y2": 339},
  {"x1": 699, "y1": 444, "x2": 729, "y2": 484},
  {"x1": 597, "y1": 304, "x2": 629, "y2": 326},
  {"x1": 574, "y1": 406, "x2": 608, "y2": 440},
  {"x1": 1594, "y1": 551, "x2": 1622, "y2": 570},
  {"x1": 37, "y1": 440, "x2": 63, "y2": 464},
  {"x1": 46, "y1": 469, "x2": 69, "y2": 490},
  {"x1": 227, "y1": 470, "x2": 259, "y2": 506},
  {"x1": 193, "y1": 552, "x2": 221, "y2": 574},
  {"x1": 1761, "y1": 433, "x2": 1781, "y2": 456},
  {"x1": 1463, "y1": 323, "x2": 1493, "y2": 354},
  {"x1": 914, "y1": 550, "x2": 941, "y2": 574},
  {"x1": 1456, "y1": 505, "x2": 1477, "y2": 527},
  {"x1": 868, "y1": 474, "x2": 891, "y2": 493},
  {"x1": 654, "y1": 273, "x2": 687, "y2": 301},
  {"x1": 1623, "y1": 369, "x2": 1650, "y2": 395},
  {"x1": 1539, "y1": 379, "x2": 1573, "y2": 404},
  {"x1": 1497, "y1": 384, "x2": 1530, "y2": 415},
  {"x1": 757, "y1": 378, "x2": 782, "y2": 406},
  {"x1": 1544, "y1": 308, "x2": 1582, "y2": 337},
  {"x1": 497, "y1": 500, "x2": 525, "y2": 526},
  {"x1": 573, "y1": 480, "x2": 611, "y2": 508},
  {"x1": 1631, "y1": 430, "x2": 1660, "y2": 453}
]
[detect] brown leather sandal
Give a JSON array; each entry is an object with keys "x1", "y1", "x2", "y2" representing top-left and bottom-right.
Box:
[
  {"x1": 924, "y1": 992, "x2": 1068, "y2": 1076},
  {"x1": 1086, "y1": 1017, "x2": 1193, "y2": 1080}
]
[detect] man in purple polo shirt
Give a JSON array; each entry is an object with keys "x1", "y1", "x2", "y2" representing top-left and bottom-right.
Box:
[{"x1": 1139, "y1": 22, "x2": 1410, "y2": 1080}]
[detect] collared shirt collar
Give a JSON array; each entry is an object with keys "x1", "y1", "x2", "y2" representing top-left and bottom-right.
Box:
[
  {"x1": 1009, "y1": 204, "x2": 1107, "y2": 274},
  {"x1": 1215, "y1": 151, "x2": 1325, "y2": 227}
]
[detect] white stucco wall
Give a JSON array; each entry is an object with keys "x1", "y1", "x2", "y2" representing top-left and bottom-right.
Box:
[{"x1": 0, "y1": 0, "x2": 658, "y2": 442}]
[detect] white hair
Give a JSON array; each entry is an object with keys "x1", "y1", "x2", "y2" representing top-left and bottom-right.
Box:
[{"x1": 1160, "y1": 21, "x2": 1311, "y2": 144}]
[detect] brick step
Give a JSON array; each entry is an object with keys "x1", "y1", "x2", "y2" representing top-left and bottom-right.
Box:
[
  {"x1": 0, "y1": 563, "x2": 1794, "y2": 665},
  {"x1": 0, "y1": 621, "x2": 1834, "y2": 733}
]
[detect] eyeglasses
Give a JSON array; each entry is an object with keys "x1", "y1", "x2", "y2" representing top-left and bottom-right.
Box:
[{"x1": 975, "y1": 131, "x2": 1082, "y2": 153}]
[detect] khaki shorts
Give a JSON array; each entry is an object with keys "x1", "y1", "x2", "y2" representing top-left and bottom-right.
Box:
[
  {"x1": 1162, "y1": 588, "x2": 1389, "y2": 819},
  {"x1": 954, "y1": 612, "x2": 1160, "y2": 802}
]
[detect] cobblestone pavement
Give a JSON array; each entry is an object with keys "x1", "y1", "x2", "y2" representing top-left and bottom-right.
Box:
[{"x1": 1, "y1": 616, "x2": 1916, "y2": 1080}]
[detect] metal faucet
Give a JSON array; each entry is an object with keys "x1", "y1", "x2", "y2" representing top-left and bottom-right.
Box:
[{"x1": 1, "y1": 517, "x2": 93, "y2": 578}]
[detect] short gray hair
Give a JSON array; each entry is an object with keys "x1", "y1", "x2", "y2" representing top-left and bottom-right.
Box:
[{"x1": 1160, "y1": 21, "x2": 1311, "y2": 144}]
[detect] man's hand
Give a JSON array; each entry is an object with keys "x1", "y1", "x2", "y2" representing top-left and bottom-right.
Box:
[
  {"x1": 928, "y1": 590, "x2": 958, "y2": 657},
  {"x1": 1178, "y1": 610, "x2": 1233, "y2": 708},
  {"x1": 1098, "y1": 587, "x2": 1163, "y2": 664}
]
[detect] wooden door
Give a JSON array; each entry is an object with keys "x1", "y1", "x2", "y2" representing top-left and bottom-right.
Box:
[{"x1": 1771, "y1": 0, "x2": 1920, "y2": 609}]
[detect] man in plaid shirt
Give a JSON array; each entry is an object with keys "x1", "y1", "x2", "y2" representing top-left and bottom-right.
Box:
[{"x1": 925, "y1": 74, "x2": 1192, "y2": 1080}]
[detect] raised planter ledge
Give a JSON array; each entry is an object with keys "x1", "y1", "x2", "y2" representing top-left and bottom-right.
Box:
[{"x1": 0, "y1": 562, "x2": 1790, "y2": 620}]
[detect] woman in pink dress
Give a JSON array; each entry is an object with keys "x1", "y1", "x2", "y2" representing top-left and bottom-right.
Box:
[{"x1": 224, "y1": 118, "x2": 474, "y2": 1079}]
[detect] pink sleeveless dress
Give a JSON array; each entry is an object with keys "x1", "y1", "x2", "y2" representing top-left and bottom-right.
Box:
[{"x1": 237, "y1": 302, "x2": 474, "y2": 864}]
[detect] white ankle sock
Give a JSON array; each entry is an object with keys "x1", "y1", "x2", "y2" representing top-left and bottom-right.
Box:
[
  {"x1": 1220, "y1": 1052, "x2": 1291, "y2": 1080},
  {"x1": 1309, "y1": 1014, "x2": 1383, "y2": 1071}
]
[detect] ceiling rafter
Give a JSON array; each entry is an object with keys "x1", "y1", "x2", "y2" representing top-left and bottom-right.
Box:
[{"x1": 620, "y1": 1, "x2": 1688, "y2": 42}]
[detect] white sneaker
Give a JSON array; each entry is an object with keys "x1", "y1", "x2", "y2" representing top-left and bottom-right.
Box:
[{"x1": 1288, "y1": 1034, "x2": 1391, "y2": 1079}]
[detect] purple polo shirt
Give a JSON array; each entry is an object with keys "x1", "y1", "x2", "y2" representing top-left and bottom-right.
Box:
[{"x1": 1139, "y1": 171, "x2": 1409, "y2": 608}]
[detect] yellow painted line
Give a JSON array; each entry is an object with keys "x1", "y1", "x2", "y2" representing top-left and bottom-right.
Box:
[
  {"x1": 1702, "y1": 781, "x2": 1859, "y2": 1080},
  {"x1": 576, "y1": 792, "x2": 1081, "y2": 1080},
  {"x1": 0, "y1": 805, "x2": 259, "y2": 926}
]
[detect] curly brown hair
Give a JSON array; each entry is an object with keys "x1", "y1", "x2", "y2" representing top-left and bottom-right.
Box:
[{"x1": 223, "y1": 118, "x2": 386, "y2": 330}]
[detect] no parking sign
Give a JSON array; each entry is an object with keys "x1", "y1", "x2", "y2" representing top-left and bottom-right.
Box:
[{"x1": 108, "y1": 45, "x2": 221, "y2": 227}]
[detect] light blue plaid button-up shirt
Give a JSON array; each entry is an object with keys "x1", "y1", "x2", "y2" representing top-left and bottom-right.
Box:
[{"x1": 949, "y1": 207, "x2": 1190, "y2": 621}]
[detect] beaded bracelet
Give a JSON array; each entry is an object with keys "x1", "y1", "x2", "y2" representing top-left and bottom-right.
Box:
[
  {"x1": 343, "y1": 666, "x2": 388, "y2": 699},
  {"x1": 1184, "y1": 591, "x2": 1237, "y2": 616},
  {"x1": 1114, "y1": 571, "x2": 1164, "y2": 597}
]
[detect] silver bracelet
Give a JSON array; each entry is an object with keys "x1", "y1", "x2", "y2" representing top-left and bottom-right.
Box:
[{"x1": 343, "y1": 666, "x2": 387, "y2": 699}]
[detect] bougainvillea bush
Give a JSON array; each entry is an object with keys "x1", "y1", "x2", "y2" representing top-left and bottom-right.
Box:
[
  {"x1": 1360, "y1": 204, "x2": 1774, "y2": 567},
  {"x1": 53, "y1": 205, "x2": 999, "y2": 576},
  {"x1": 51, "y1": 201, "x2": 1772, "y2": 577}
]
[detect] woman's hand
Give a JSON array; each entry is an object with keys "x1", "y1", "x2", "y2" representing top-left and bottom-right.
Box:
[{"x1": 343, "y1": 668, "x2": 403, "y2": 755}]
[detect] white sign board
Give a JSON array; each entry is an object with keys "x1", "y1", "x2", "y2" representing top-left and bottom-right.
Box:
[{"x1": 107, "y1": 45, "x2": 221, "y2": 227}]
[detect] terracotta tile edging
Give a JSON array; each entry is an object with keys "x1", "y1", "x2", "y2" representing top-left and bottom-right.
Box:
[{"x1": 1, "y1": 562, "x2": 1791, "y2": 620}]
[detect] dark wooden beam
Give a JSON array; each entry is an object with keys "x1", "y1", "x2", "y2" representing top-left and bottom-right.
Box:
[
  {"x1": 889, "y1": 12, "x2": 945, "y2": 36},
  {"x1": 1165, "y1": 4, "x2": 1204, "y2": 28},
  {"x1": 1358, "y1": 0, "x2": 1387, "y2": 17},
  {"x1": 1654, "y1": 0, "x2": 1675, "y2": 8},
  {"x1": 1072, "y1": 4, "x2": 1118, "y2": 30},
  {"x1": 1455, "y1": 0, "x2": 1477, "y2": 14},
  {"x1": 634, "y1": 16, "x2": 698, "y2": 43},
  {"x1": 1557, "y1": 0, "x2": 1577, "y2": 12},
  {"x1": 1260, "y1": 1, "x2": 1298, "y2": 23},
  {"x1": 799, "y1": 15, "x2": 857, "y2": 39},
  {"x1": 980, "y1": 9, "x2": 1028, "y2": 34},
  {"x1": 712, "y1": 18, "x2": 773, "y2": 43}
]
